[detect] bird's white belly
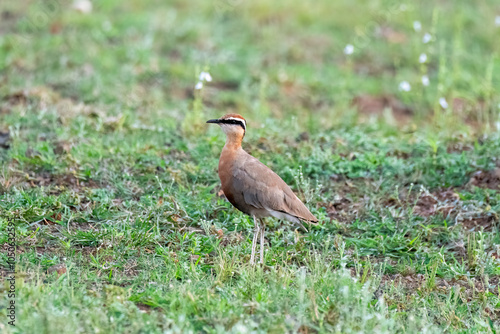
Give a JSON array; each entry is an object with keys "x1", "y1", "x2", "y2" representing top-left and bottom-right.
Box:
[{"x1": 266, "y1": 209, "x2": 301, "y2": 224}]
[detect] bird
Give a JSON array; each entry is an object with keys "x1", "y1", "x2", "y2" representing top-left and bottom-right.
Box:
[{"x1": 207, "y1": 113, "x2": 318, "y2": 265}]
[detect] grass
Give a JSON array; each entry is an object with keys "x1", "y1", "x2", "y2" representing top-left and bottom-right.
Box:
[{"x1": 0, "y1": 0, "x2": 499, "y2": 332}]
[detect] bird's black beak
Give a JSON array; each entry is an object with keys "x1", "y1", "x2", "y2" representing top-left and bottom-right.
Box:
[{"x1": 206, "y1": 119, "x2": 220, "y2": 124}]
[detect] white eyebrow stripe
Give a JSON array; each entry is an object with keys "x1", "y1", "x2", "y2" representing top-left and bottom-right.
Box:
[{"x1": 226, "y1": 117, "x2": 246, "y2": 129}]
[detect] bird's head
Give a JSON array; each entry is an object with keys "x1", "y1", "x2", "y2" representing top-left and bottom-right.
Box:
[{"x1": 206, "y1": 114, "x2": 246, "y2": 138}]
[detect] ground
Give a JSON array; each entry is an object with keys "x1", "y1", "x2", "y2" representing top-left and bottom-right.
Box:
[{"x1": 0, "y1": 0, "x2": 500, "y2": 333}]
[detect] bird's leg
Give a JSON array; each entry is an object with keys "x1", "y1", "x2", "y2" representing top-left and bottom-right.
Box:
[
  {"x1": 259, "y1": 219, "x2": 265, "y2": 265},
  {"x1": 250, "y1": 216, "x2": 260, "y2": 265}
]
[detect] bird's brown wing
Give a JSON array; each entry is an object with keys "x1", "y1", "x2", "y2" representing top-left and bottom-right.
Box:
[{"x1": 232, "y1": 152, "x2": 317, "y2": 222}]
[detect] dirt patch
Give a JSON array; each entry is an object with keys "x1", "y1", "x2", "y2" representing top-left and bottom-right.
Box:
[
  {"x1": 20, "y1": 170, "x2": 100, "y2": 191},
  {"x1": 298, "y1": 324, "x2": 318, "y2": 334},
  {"x1": 385, "y1": 149, "x2": 411, "y2": 159},
  {"x1": 378, "y1": 273, "x2": 499, "y2": 296},
  {"x1": 68, "y1": 221, "x2": 98, "y2": 232},
  {"x1": 77, "y1": 246, "x2": 99, "y2": 256},
  {"x1": 318, "y1": 179, "x2": 368, "y2": 224},
  {"x1": 447, "y1": 142, "x2": 473, "y2": 154},
  {"x1": 379, "y1": 273, "x2": 426, "y2": 291},
  {"x1": 379, "y1": 186, "x2": 498, "y2": 232},
  {"x1": 468, "y1": 169, "x2": 500, "y2": 190},
  {"x1": 47, "y1": 263, "x2": 67, "y2": 276},
  {"x1": 53, "y1": 140, "x2": 73, "y2": 155},
  {"x1": 1, "y1": 243, "x2": 26, "y2": 255},
  {"x1": 135, "y1": 303, "x2": 154, "y2": 313},
  {"x1": 34, "y1": 246, "x2": 58, "y2": 255},
  {"x1": 413, "y1": 189, "x2": 460, "y2": 217},
  {"x1": 220, "y1": 231, "x2": 245, "y2": 247},
  {"x1": 320, "y1": 197, "x2": 360, "y2": 223},
  {"x1": 452, "y1": 98, "x2": 488, "y2": 124},
  {"x1": 121, "y1": 259, "x2": 139, "y2": 278},
  {"x1": 0, "y1": 90, "x2": 30, "y2": 114},
  {"x1": 352, "y1": 94, "x2": 413, "y2": 125},
  {"x1": 459, "y1": 214, "x2": 497, "y2": 232},
  {"x1": 376, "y1": 26, "x2": 407, "y2": 44},
  {"x1": 2, "y1": 86, "x2": 102, "y2": 124}
]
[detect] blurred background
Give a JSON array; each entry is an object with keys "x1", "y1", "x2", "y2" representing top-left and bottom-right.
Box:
[{"x1": 1, "y1": 0, "x2": 499, "y2": 133}]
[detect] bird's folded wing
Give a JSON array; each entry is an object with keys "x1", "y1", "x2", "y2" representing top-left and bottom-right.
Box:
[{"x1": 232, "y1": 155, "x2": 317, "y2": 222}]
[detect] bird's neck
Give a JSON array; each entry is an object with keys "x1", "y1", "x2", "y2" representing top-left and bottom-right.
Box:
[{"x1": 223, "y1": 133, "x2": 243, "y2": 150}]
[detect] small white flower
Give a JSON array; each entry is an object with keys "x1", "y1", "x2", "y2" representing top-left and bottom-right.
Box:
[
  {"x1": 419, "y1": 53, "x2": 427, "y2": 63},
  {"x1": 195, "y1": 81, "x2": 203, "y2": 90},
  {"x1": 344, "y1": 44, "x2": 354, "y2": 55},
  {"x1": 439, "y1": 97, "x2": 448, "y2": 109},
  {"x1": 421, "y1": 75, "x2": 430, "y2": 86},
  {"x1": 495, "y1": 16, "x2": 500, "y2": 27},
  {"x1": 423, "y1": 33, "x2": 432, "y2": 43},
  {"x1": 399, "y1": 81, "x2": 411, "y2": 92},
  {"x1": 413, "y1": 21, "x2": 422, "y2": 32},
  {"x1": 72, "y1": 0, "x2": 92, "y2": 13},
  {"x1": 199, "y1": 71, "x2": 212, "y2": 82}
]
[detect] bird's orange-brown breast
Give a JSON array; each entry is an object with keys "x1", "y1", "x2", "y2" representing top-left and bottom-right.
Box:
[{"x1": 218, "y1": 148, "x2": 239, "y2": 210}]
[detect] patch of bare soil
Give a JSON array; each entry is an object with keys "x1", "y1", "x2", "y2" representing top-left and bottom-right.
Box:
[
  {"x1": 220, "y1": 231, "x2": 245, "y2": 247},
  {"x1": 0, "y1": 90, "x2": 30, "y2": 114},
  {"x1": 1, "y1": 243, "x2": 26, "y2": 256},
  {"x1": 378, "y1": 273, "x2": 500, "y2": 296},
  {"x1": 411, "y1": 189, "x2": 498, "y2": 231},
  {"x1": 446, "y1": 141, "x2": 473, "y2": 154},
  {"x1": 121, "y1": 259, "x2": 139, "y2": 278},
  {"x1": 2, "y1": 86, "x2": 103, "y2": 125},
  {"x1": 19, "y1": 170, "x2": 100, "y2": 191},
  {"x1": 78, "y1": 246, "x2": 99, "y2": 256},
  {"x1": 452, "y1": 97, "x2": 488, "y2": 125},
  {"x1": 68, "y1": 221, "x2": 98, "y2": 232},
  {"x1": 53, "y1": 140, "x2": 73, "y2": 155},
  {"x1": 468, "y1": 169, "x2": 500, "y2": 190},
  {"x1": 318, "y1": 179, "x2": 367, "y2": 224},
  {"x1": 135, "y1": 303, "x2": 154, "y2": 313},
  {"x1": 298, "y1": 324, "x2": 318, "y2": 334},
  {"x1": 47, "y1": 263, "x2": 67, "y2": 276},
  {"x1": 320, "y1": 197, "x2": 360, "y2": 223},
  {"x1": 376, "y1": 26, "x2": 407, "y2": 44},
  {"x1": 34, "y1": 246, "x2": 58, "y2": 255},
  {"x1": 413, "y1": 189, "x2": 460, "y2": 217},
  {"x1": 459, "y1": 214, "x2": 497, "y2": 232},
  {"x1": 385, "y1": 149, "x2": 411, "y2": 159},
  {"x1": 379, "y1": 273, "x2": 426, "y2": 291},
  {"x1": 352, "y1": 94, "x2": 413, "y2": 125}
]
